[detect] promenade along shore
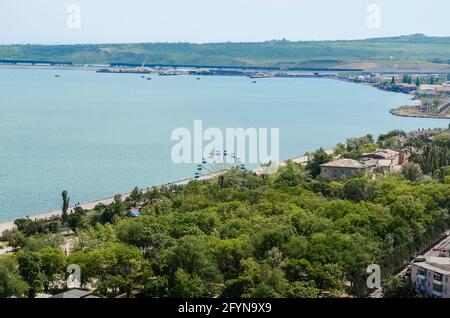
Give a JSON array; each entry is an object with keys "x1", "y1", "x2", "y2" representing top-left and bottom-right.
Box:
[{"x1": 0, "y1": 150, "x2": 334, "y2": 234}]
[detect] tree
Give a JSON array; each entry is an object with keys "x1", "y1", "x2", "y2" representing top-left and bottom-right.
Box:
[
  {"x1": 223, "y1": 258, "x2": 289, "y2": 298},
  {"x1": 127, "y1": 187, "x2": 143, "y2": 207},
  {"x1": 166, "y1": 236, "x2": 218, "y2": 283},
  {"x1": 383, "y1": 276, "x2": 419, "y2": 298},
  {"x1": 389, "y1": 196, "x2": 426, "y2": 230},
  {"x1": 75, "y1": 223, "x2": 117, "y2": 251},
  {"x1": 100, "y1": 194, "x2": 125, "y2": 224},
  {"x1": 343, "y1": 178, "x2": 369, "y2": 202},
  {"x1": 69, "y1": 242, "x2": 144, "y2": 297},
  {"x1": 212, "y1": 236, "x2": 253, "y2": 280},
  {"x1": 171, "y1": 269, "x2": 207, "y2": 298},
  {"x1": 7, "y1": 230, "x2": 27, "y2": 251},
  {"x1": 415, "y1": 77, "x2": 420, "y2": 87},
  {"x1": 117, "y1": 218, "x2": 174, "y2": 256},
  {"x1": 306, "y1": 148, "x2": 333, "y2": 178},
  {"x1": 66, "y1": 211, "x2": 84, "y2": 232},
  {"x1": 17, "y1": 251, "x2": 45, "y2": 298},
  {"x1": 38, "y1": 247, "x2": 66, "y2": 292},
  {"x1": 61, "y1": 191, "x2": 70, "y2": 222},
  {"x1": 142, "y1": 274, "x2": 169, "y2": 298},
  {"x1": 401, "y1": 163, "x2": 422, "y2": 182},
  {"x1": 286, "y1": 281, "x2": 320, "y2": 298},
  {"x1": 0, "y1": 256, "x2": 28, "y2": 298}
]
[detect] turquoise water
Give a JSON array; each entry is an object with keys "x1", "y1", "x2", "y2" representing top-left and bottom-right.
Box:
[{"x1": 0, "y1": 68, "x2": 448, "y2": 221}]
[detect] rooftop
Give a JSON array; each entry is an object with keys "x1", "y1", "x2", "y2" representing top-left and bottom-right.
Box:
[
  {"x1": 320, "y1": 159, "x2": 365, "y2": 169},
  {"x1": 378, "y1": 159, "x2": 392, "y2": 167},
  {"x1": 363, "y1": 149, "x2": 399, "y2": 160},
  {"x1": 414, "y1": 256, "x2": 450, "y2": 276},
  {"x1": 51, "y1": 289, "x2": 99, "y2": 299}
]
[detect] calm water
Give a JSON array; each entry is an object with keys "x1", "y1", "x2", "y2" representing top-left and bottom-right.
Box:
[{"x1": 0, "y1": 68, "x2": 448, "y2": 221}]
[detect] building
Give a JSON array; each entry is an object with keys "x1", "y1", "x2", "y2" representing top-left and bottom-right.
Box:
[
  {"x1": 411, "y1": 256, "x2": 450, "y2": 298},
  {"x1": 320, "y1": 159, "x2": 366, "y2": 179},
  {"x1": 320, "y1": 149, "x2": 410, "y2": 179},
  {"x1": 419, "y1": 84, "x2": 450, "y2": 96},
  {"x1": 51, "y1": 288, "x2": 99, "y2": 298},
  {"x1": 362, "y1": 148, "x2": 409, "y2": 172}
]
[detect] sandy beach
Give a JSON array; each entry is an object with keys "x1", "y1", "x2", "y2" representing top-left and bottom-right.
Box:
[{"x1": 0, "y1": 194, "x2": 125, "y2": 235}]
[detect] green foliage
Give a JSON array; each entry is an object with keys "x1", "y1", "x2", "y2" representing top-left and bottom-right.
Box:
[
  {"x1": 401, "y1": 163, "x2": 422, "y2": 182},
  {"x1": 61, "y1": 191, "x2": 70, "y2": 222},
  {"x1": 38, "y1": 247, "x2": 66, "y2": 292},
  {"x1": 417, "y1": 136, "x2": 450, "y2": 175},
  {"x1": 17, "y1": 251, "x2": 46, "y2": 298},
  {"x1": 343, "y1": 178, "x2": 370, "y2": 202},
  {"x1": 337, "y1": 134, "x2": 377, "y2": 159},
  {"x1": 306, "y1": 148, "x2": 333, "y2": 177},
  {"x1": 0, "y1": 256, "x2": 28, "y2": 298},
  {"x1": 69, "y1": 242, "x2": 145, "y2": 297},
  {"x1": 6, "y1": 230, "x2": 27, "y2": 250},
  {"x1": 2, "y1": 35, "x2": 450, "y2": 68},
  {"x1": 383, "y1": 277, "x2": 419, "y2": 298}
]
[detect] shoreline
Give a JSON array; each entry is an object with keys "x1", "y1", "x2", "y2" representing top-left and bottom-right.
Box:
[
  {"x1": 0, "y1": 151, "x2": 331, "y2": 235},
  {"x1": 390, "y1": 107, "x2": 450, "y2": 120}
]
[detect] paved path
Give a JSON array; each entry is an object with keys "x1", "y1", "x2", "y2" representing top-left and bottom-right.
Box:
[{"x1": 0, "y1": 246, "x2": 13, "y2": 255}]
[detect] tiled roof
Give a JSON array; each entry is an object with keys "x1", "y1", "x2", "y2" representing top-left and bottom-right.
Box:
[{"x1": 320, "y1": 159, "x2": 365, "y2": 169}]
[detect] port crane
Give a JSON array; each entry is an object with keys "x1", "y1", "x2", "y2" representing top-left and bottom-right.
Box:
[{"x1": 136, "y1": 54, "x2": 149, "y2": 72}]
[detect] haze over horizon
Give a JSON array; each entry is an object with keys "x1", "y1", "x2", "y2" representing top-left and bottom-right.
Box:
[{"x1": 1, "y1": 0, "x2": 449, "y2": 45}]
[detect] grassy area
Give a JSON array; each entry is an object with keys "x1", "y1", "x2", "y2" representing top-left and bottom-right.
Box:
[{"x1": 1, "y1": 34, "x2": 450, "y2": 70}]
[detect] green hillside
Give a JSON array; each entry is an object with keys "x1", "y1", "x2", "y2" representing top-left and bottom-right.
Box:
[{"x1": 1, "y1": 34, "x2": 450, "y2": 69}]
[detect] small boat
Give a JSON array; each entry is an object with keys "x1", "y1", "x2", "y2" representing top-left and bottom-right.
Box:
[
  {"x1": 54, "y1": 75, "x2": 61, "y2": 78},
  {"x1": 147, "y1": 77, "x2": 152, "y2": 80},
  {"x1": 197, "y1": 77, "x2": 201, "y2": 80},
  {"x1": 252, "y1": 81, "x2": 257, "y2": 84}
]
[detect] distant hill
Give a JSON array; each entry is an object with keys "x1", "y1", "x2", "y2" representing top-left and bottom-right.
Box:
[{"x1": 1, "y1": 34, "x2": 450, "y2": 70}]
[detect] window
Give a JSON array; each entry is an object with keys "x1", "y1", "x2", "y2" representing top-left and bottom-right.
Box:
[
  {"x1": 417, "y1": 268, "x2": 427, "y2": 277},
  {"x1": 434, "y1": 273, "x2": 443, "y2": 281},
  {"x1": 433, "y1": 284, "x2": 443, "y2": 293}
]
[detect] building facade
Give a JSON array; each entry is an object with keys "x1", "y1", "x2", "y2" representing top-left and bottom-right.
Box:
[
  {"x1": 411, "y1": 257, "x2": 450, "y2": 298},
  {"x1": 320, "y1": 159, "x2": 366, "y2": 179}
]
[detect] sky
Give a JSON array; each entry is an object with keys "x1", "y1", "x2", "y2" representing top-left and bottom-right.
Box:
[{"x1": 0, "y1": 0, "x2": 449, "y2": 44}]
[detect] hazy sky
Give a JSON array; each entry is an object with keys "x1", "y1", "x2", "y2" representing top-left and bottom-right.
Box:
[{"x1": 1, "y1": 0, "x2": 449, "y2": 44}]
